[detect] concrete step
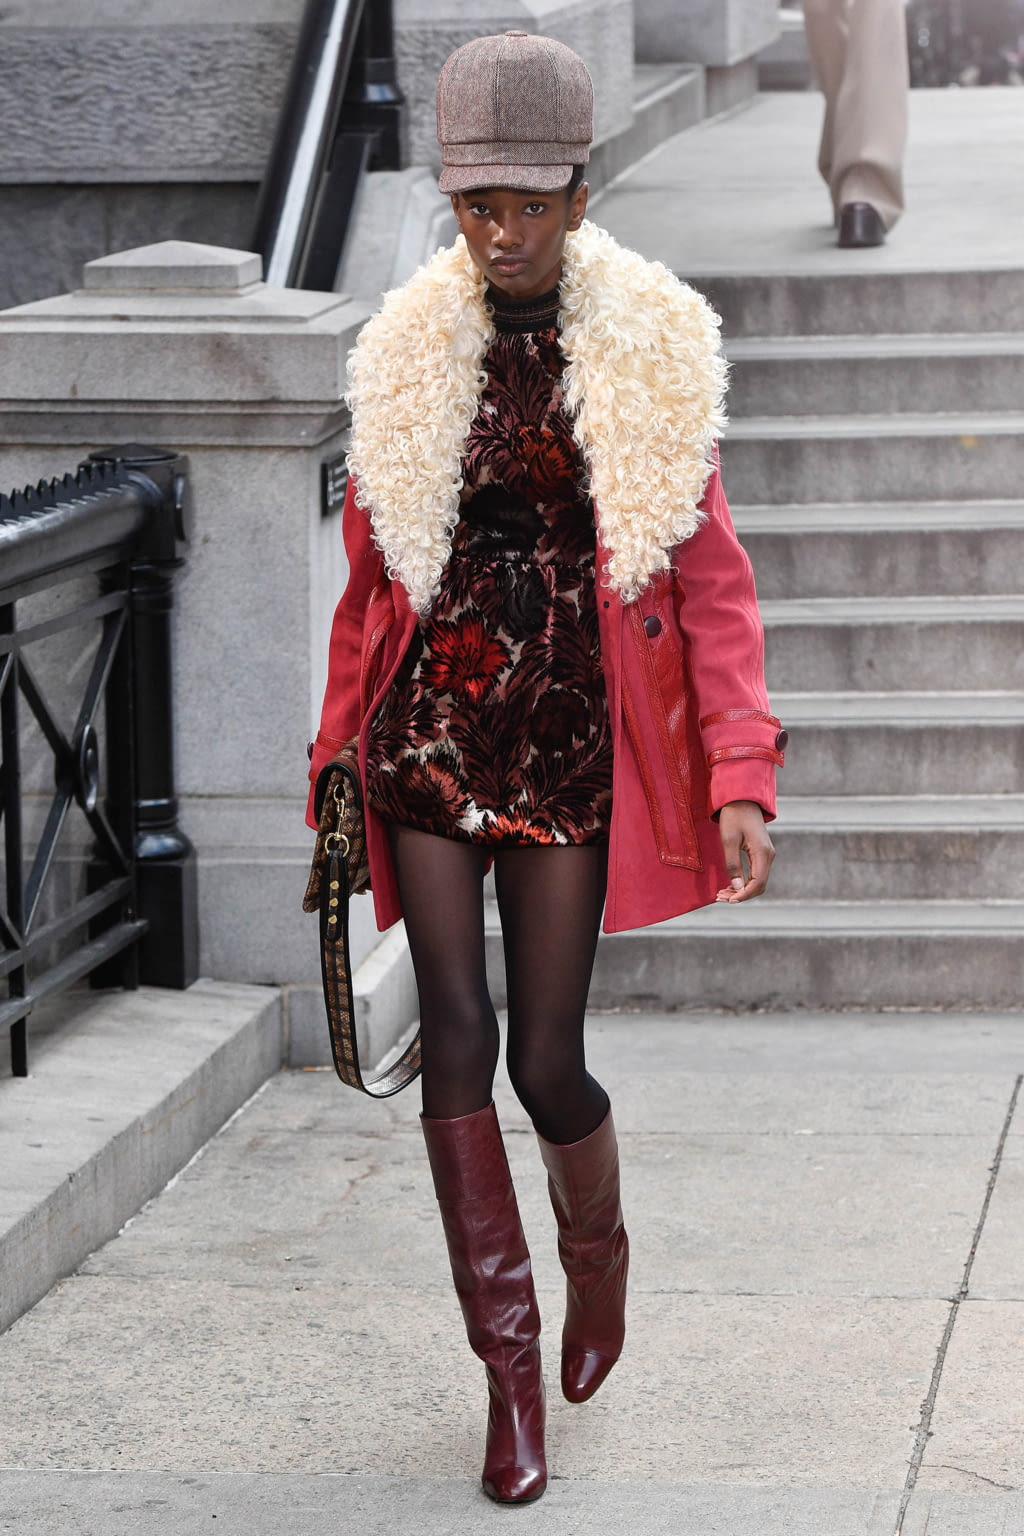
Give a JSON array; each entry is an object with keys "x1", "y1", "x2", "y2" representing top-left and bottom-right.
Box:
[
  {"x1": 721, "y1": 412, "x2": 1024, "y2": 504},
  {"x1": 770, "y1": 793, "x2": 1024, "y2": 900},
  {"x1": 591, "y1": 63, "x2": 705, "y2": 193},
  {"x1": 0, "y1": 981, "x2": 281, "y2": 1335},
  {"x1": 605, "y1": 899, "x2": 1024, "y2": 1011},
  {"x1": 761, "y1": 594, "x2": 1024, "y2": 691},
  {"x1": 485, "y1": 899, "x2": 1024, "y2": 1010},
  {"x1": 692, "y1": 268, "x2": 1024, "y2": 339},
  {"x1": 726, "y1": 333, "x2": 1024, "y2": 417},
  {"x1": 733, "y1": 500, "x2": 1024, "y2": 600},
  {"x1": 771, "y1": 690, "x2": 1024, "y2": 795}
]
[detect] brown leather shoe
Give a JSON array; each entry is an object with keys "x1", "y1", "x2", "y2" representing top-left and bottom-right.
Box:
[
  {"x1": 421, "y1": 1103, "x2": 547, "y2": 1503},
  {"x1": 538, "y1": 1105, "x2": 629, "y2": 1403},
  {"x1": 837, "y1": 202, "x2": 887, "y2": 248}
]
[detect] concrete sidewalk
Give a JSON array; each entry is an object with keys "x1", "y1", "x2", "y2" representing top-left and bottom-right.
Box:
[
  {"x1": 592, "y1": 86, "x2": 1024, "y2": 277},
  {"x1": 3, "y1": 1012, "x2": 1024, "y2": 1534}
]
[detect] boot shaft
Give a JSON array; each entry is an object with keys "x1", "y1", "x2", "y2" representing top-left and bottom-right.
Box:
[
  {"x1": 421, "y1": 1103, "x2": 542, "y2": 1358},
  {"x1": 421, "y1": 1101, "x2": 547, "y2": 1502}
]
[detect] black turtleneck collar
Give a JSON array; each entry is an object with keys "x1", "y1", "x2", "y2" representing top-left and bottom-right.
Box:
[{"x1": 486, "y1": 282, "x2": 561, "y2": 334}]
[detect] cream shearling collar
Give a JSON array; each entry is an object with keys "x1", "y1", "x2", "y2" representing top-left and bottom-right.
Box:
[{"x1": 346, "y1": 219, "x2": 727, "y2": 612}]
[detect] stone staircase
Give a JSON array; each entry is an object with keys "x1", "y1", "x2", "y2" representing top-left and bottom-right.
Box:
[{"x1": 489, "y1": 265, "x2": 1024, "y2": 1011}]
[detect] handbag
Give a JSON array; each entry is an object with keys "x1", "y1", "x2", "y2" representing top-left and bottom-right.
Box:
[{"x1": 302, "y1": 740, "x2": 422, "y2": 1097}]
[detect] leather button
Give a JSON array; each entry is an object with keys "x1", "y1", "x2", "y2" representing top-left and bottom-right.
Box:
[
  {"x1": 643, "y1": 615, "x2": 662, "y2": 638},
  {"x1": 775, "y1": 729, "x2": 789, "y2": 751},
  {"x1": 307, "y1": 740, "x2": 314, "y2": 761}
]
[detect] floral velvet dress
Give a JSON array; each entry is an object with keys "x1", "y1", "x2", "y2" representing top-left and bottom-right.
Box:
[{"x1": 364, "y1": 282, "x2": 613, "y2": 846}]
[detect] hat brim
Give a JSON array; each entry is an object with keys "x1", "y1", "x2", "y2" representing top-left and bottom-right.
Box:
[{"x1": 439, "y1": 162, "x2": 575, "y2": 194}]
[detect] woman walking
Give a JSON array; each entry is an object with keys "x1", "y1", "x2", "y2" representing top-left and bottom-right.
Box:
[{"x1": 307, "y1": 30, "x2": 784, "y2": 1506}]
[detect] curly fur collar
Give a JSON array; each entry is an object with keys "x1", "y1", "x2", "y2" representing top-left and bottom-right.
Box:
[{"x1": 346, "y1": 219, "x2": 727, "y2": 612}]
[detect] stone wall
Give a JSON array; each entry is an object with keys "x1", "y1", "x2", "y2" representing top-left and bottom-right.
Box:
[
  {"x1": 0, "y1": 23, "x2": 291, "y2": 183},
  {"x1": 634, "y1": 0, "x2": 779, "y2": 65},
  {"x1": 0, "y1": 185, "x2": 257, "y2": 312},
  {"x1": 0, "y1": 0, "x2": 638, "y2": 310},
  {"x1": 0, "y1": 5, "x2": 297, "y2": 309}
]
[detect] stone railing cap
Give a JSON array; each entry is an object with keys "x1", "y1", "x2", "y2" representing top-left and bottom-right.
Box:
[{"x1": 83, "y1": 241, "x2": 263, "y2": 292}]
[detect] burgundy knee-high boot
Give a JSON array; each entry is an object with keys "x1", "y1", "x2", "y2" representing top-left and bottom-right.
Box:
[
  {"x1": 421, "y1": 1103, "x2": 547, "y2": 1503},
  {"x1": 537, "y1": 1104, "x2": 629, "y2": 1403}
]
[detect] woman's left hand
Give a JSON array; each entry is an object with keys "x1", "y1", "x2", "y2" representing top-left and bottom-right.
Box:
[{"x1": 715, "y1": 800, "x2": 775, "y2": 903}]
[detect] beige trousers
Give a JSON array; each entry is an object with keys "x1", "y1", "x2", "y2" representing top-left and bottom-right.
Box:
[{"x1": 802, "y1": 0, "x2": 910, "y2": 228}]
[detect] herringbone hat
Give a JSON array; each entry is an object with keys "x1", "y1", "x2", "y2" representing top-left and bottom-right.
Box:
[{"x1": 437, "y1": 30, "x2": 593, "y2": 194}]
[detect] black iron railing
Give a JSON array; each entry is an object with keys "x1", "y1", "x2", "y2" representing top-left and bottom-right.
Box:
[
  {"x1": 252, "y1": 0, "x2": 403, "y2": 292},
  {"x1": 0, "y1": 445, "x2": 198, "y2": 1076}
]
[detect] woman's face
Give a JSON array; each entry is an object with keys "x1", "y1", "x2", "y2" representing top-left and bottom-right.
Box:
[{"x1": 450, "y1": 182, "x2": 589, "y2": 299}]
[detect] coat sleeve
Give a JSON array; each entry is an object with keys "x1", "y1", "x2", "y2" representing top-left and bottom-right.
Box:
[
  {"x1": 672, "y1": 461, "x2": 784, "y2": 819},
  {"x1": 305, "y1": 476, "x2": 386, "y2": 829}
]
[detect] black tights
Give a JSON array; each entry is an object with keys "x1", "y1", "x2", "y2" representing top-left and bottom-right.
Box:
[{"x1": 388, "y1": 825, "x2": 610, "y2": 1145}]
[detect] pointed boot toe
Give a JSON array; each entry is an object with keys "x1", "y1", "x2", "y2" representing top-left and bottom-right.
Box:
[
  {"x1": 482, "y1": 1464, "x2": 547, "y2": 1504},
  {"x1": 481, "y1": 1348, "x2": 547, "y2": 1502},
  {"x1": 422, "y1": 1106, "x2": 547, "y2": 1504},
  {"x1": 561, "y1": 1347, "x2": 617, "y2": 1404},
  {"x1": 538, "y1": 1108, "x2": 629, "y2": 1406}
]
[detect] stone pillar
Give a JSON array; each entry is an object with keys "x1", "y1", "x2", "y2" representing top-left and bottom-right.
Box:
[{"x1": 0, "y1": 241, "x2": 397, "y2": 1061}]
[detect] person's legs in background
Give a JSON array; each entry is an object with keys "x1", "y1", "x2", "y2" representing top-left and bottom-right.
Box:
[
  {"x1": 803, "y1": 0, "x2": 909, "y2": 244},
  {"x1": 803, "y1": 0, "x2": 848, "y2": 205}
]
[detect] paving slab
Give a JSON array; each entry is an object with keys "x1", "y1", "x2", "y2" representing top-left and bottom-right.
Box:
[
  {"x1": 619, "y1": 1132, "x2": 991, "y2": 1300},
  {"x1": 244, "y1": 1060, "x2": 1016, "y2": 1139},
  {"x1": 76, "y1": 1124, "x2": 453, "y2": 1293},
  {"x1": 0, "y1": 1276, "x2": 939, "y2": 1488},
  {"x1": 964, "y1": 1150, "x2": 1024, "y2": 1303},
  {"x1": 0, "y1": 1470, "x2": 906, "y2": 1536},
  {"x1": 572, "y1": 1072, "x2": 1013, "y2": 1138},
  {"x1": 73, "y1": 1113, "x2": 997, "y2": 1301},
  {"x1": 900, "y1": 1492, "x2": 1024, "y2": 1534},
  {"x1": 5, "y1": 1010, "x2": 1024, "y2": 1527},
  {"x1": 908, "y1": 1494, "x2": 1024, "y2": 1535},
  {"x1": 914, "y1": 1301, "x2": 1024, "y2": 1495}
]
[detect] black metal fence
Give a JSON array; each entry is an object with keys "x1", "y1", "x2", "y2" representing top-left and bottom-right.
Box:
[{"x1": 0, "y1": 445, "x2": 198, "y2": 1076}]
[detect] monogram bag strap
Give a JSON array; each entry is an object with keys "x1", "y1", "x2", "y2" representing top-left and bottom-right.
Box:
[{"x1": 313, "y1": 754, "x2": 422, "y2": 1098}]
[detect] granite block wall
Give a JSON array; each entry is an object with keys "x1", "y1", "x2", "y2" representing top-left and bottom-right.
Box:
[{"x1": 634, "y1": 0, "x2": 779, "y2": 66}]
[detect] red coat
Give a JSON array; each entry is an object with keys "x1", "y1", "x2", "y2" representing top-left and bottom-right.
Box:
[{"x1": 307, "y1": 470, "x2": 783, "y2": 935}]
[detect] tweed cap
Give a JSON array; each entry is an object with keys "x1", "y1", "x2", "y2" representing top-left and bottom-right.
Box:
[{"x1": 437, "y1": 30, "x2": 593, "y2": 194}]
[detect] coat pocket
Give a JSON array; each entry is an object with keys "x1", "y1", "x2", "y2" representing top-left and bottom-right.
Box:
[{"x1": 620, "y1": 602, "x2": 702, "y2": 870}]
